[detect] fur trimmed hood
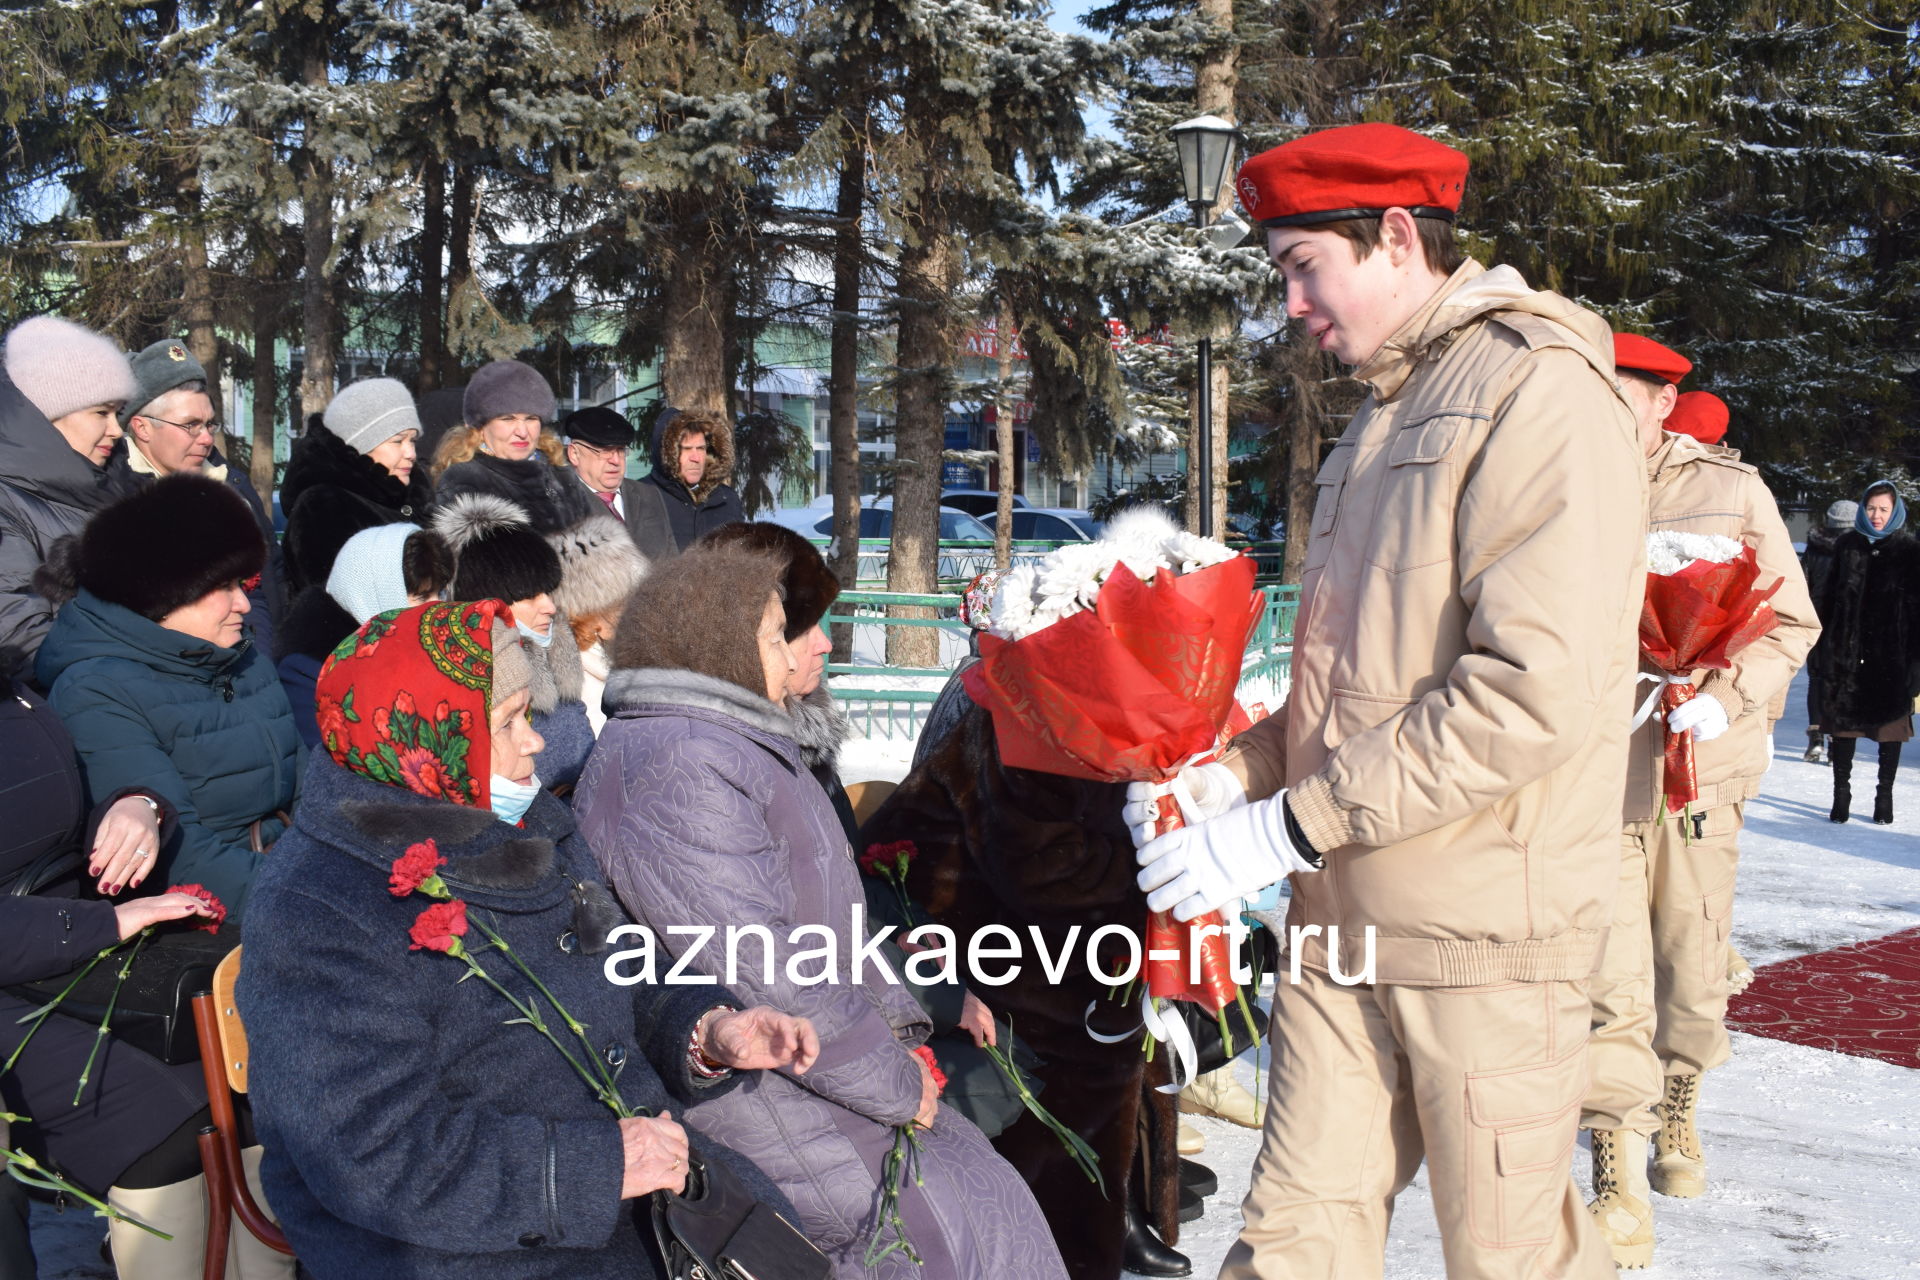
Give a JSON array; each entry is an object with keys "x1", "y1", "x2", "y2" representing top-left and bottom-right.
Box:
[{"x1": 648, "y1": 409, "x2": 735, "y2": 507}]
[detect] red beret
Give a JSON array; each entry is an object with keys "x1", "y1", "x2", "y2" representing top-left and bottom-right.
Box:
[
  {"x1": 1613, "y1": 333, "x2": 1692, "y2": 385},
  {"x1": 1666, "y1": 391, "x2": 1729, "y2": 446},
  {"x1": 1235, "y1": 123, "x2": 1469, "y2": 229}
]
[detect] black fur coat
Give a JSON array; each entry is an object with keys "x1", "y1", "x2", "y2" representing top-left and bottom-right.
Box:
[
  {"x1": 861, "y1": 702, "x2": 1179, "y2": 1280},
  {"x1": 1809, "y1": 527, "x2": 1920, "y2": 732},
  {"x1": 279, "y1": 423, "x2": 435, "y2": 595}
]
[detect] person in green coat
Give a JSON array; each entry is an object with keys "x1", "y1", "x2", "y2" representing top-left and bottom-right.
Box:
[{"x1": 35, "y1": 474, "x2": 302, "y2": 916}]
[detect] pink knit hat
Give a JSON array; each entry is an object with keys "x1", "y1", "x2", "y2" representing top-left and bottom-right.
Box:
[{"x1": 3, "y1": 316, "x2": 139, "y2": 423}]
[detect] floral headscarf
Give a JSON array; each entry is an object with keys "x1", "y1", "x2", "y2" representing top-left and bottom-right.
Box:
[{"x1": 316, "y1": 600, "x2": 509, "y2": 808}]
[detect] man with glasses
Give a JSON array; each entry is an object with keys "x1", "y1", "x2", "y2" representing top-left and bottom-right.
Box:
[
  {"x1": 562, "y1": 405, "x2": 676, "y2": 561},
  {"x1": 111, "y1": 339, "x2": 282, "y2": 653}
]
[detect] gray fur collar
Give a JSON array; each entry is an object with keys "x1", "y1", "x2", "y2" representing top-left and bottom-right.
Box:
[
  {"x1": 784, "y1": 684, "x2": 849, "y2": 773},
  {"x1": 602, "y1": 667, "x2": 793, "y2": 741}
]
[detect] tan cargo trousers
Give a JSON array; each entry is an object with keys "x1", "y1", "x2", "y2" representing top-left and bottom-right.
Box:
[
  {"x1": 1220, "y1": 967, "x2": 1612, "y2": 1280},
  {"x1": 1582, "y1": 803, "x2": 1742, "y2": 1134}
]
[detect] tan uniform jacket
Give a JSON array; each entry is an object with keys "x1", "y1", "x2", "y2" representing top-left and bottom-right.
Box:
[
  {"x1": 1623, "y1": 433, "x2": 1820, "y2": 823},
  {"x1": 1226, "y1": 260, "x2": 1647, "y2": 987}
]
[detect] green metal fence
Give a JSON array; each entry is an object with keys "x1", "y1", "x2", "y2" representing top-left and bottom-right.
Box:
[
  {"x1": 824, "y1": 581, "x2": 1302, "y2": 739},
  {"x1": 802, "y1": 538, "x2": 1288, "y2": 588}
]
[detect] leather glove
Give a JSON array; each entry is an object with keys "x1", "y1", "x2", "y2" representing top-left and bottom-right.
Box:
[
  {"x1": 1136, "y1": 792, "x2": 1322, "y2": 923},
  {"x1": 1666, "y1": 694, "x2": 1730, "y2": 743},
  {"x1": 1122, "y1": 762, "x2": 1247, "y2": 849}
]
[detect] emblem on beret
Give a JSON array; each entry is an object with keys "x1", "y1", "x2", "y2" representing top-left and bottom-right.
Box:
[
  {"x1": 167, "y1": 344, "x2": 187, "y2": 361},
  {"x1": 1236, "y1": 175, "x2": 1260, "y2": 214}
]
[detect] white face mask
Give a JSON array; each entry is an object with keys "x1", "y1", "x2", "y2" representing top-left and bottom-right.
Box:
[
  {"x1": 516, "y1": 618, "x2": 553, "y2": 649},
  {"x1": 489, "y1": 772, "x2": 542, "y2": 825}
]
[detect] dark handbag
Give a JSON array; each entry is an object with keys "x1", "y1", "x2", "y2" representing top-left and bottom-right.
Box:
[
  {"x1": 248, "y1": 809, "x2": 294, "y2": 855},
  {"x1": 650, "y1": 1152, "x2": 830, "y2": 1280},
  {"x1": 6, "y1": 921, "x2": 239, "y2": 1065}
]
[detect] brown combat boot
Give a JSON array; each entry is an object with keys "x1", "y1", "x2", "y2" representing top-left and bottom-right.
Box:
[
  {"x1": 1651, "y1": 1073, "x2": 1707, "y2": 1198},
  {"x1": 1587, "y1": 1128, "x2": 1655, "y2": 1269}
]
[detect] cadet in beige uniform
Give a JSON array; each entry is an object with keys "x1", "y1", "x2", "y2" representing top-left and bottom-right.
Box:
[
  {"x1": 1581, "y1": 336, "x2": 1818, "y2": 1269},
  {"x1": 1131, "y1": 124, "x2": 1643, "y2": 1280}
]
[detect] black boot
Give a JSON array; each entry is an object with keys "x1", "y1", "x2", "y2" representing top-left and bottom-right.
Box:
[
  {"x1": 1830, "y1": 737, "x2": 1856, "y2": 823},
  {"x1": 1178, "y1": 1157, "x2": 1218, "y2": 1199},
  {"x1": 1123, "y1": 1200, "x2": 1192, "y2": 1277},
  {"x1": 1875, "y1": 742, "x2": 1901, "y2": 825}
]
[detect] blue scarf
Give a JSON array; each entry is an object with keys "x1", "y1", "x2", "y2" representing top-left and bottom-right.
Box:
[{"x1": 1855, "y1": 482, "x2": 1908, "y2": 542}]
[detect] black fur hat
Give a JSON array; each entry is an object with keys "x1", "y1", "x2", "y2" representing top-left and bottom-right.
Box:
[
  {"x1": 694, "y1": 521, "x2": 841, "y2": 640},
  {"x1": 66, "y1": 474, "x2": 265, "y2": 621},
  {"x1": 433, "y1": 493, "x2": 563, "y2": 604}
]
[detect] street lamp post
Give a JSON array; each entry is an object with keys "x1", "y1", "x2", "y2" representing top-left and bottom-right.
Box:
[{"x1": 1170, "y1": 114, "x2": 1241, "y2": 539}]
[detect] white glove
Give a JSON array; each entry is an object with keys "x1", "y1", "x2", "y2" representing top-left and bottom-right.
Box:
[
  {"x1": 1666, "y1": 695, "x2": 1730, "y2": 743},
  {"x1": 1136, "y1": 792, "x2": 1321, "y2": 922},
  {"x1": 1122, "y1": 762, "x2": 1247, "y2": 849}
]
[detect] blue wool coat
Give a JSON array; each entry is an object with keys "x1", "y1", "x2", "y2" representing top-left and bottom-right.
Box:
[
  {"x1": 240, "y1": 755, "x2": 762, "y2": 1280},
  {"x1": 35, "y1": 589, "x2": 302, "y2": 914}
]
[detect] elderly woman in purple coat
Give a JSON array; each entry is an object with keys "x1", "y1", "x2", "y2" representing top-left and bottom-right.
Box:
[{"x1": 574, "y1": 535, "x2": 1066, "y2": 1280}]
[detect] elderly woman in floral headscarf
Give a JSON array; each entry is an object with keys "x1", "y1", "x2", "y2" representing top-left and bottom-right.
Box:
[{"x1": 237, "y1": 599, "x2": 819, "y2": 1280}]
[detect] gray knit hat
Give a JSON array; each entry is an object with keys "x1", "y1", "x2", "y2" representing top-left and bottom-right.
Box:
[
  {"x1": 324, "y1": 377, "x2": 423, "y2": 455},
  {"x1": 122, "y1": 338, "x2": 208, "y2": 425},
  {"x1": 1826, "y1": 499, "x2": 1859, "y2": 529},
  {"x1": 463, "y1": 360, "x2": 556, "y2": 428},
  {"x1": 3, "y1": 316, "x2": 139, "y2": 423}
]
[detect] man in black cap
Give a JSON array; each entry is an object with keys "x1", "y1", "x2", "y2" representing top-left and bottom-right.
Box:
[{"x1": 562, "y1": 406, "x2": 677, "y2": 560}]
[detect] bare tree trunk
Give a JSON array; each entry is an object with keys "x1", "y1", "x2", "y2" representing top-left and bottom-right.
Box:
[
  {"x1": 180, "y1": 231, "x2": 220, "y2": 417},
  {"x1": 419, "y1": 161, "x2": 446, "y2": 391},
  {"x1": 1191, "y1": 0, "x2": 1236, "y2": 539},
  {"x1": 827, "y1": 140, "x2": 867, "y2": 663},
  {"x1": 886, "y1": 215, "x2": 957, "y2": 669},
  {"x1": 297, "y1": 46, "x2": 337, "y2": 419},
  {"x1": 1280, "y1": 338, "x2": 1324, "y2": 584},
  {"x1": 993, "y1": 301, "x2": 1016, "y2": 571},
  {"x1": 250, "y1": 286, "x2": 278, "y2": 499},
  {"x1": 661, "y1": 200, "x2": 729, "y2": 415}
]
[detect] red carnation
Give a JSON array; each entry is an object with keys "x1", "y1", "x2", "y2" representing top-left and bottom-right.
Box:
[
  {"x1": 912, "y1": 1045, "x2": 947, "y2": 1095},
  {"x1": 860, "y1": 840, "x2": 916, "y2": 878},
  {"x1": 166, "y1": 883, "x2": 227, "y2": 935},
  {"x1": 388, "y1": 839, "x2": 448, "y2": 898},
  {"x1": 409, "y1": 900, "x2": 468, "y2": 954}
]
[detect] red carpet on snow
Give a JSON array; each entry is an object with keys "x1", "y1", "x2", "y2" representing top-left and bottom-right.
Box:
[{"x1": 1728, "y1": 926, "x2": 1920, "y2": 1069}]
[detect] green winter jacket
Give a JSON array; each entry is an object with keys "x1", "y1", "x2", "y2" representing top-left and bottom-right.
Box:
[{"x1": 35, "y1": 589, "x2": 303, "y2": 914}]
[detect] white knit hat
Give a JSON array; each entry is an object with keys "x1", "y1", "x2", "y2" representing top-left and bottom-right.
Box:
[
  {"x1": 323, "y1": 377, "x2": 422, "y2": 455},
  {"x1": 3, "y1": 316, "x2": 139, "y2": 423},
  {"x1": 327, "y1": 522, "x2": 422, "y2": 624}
]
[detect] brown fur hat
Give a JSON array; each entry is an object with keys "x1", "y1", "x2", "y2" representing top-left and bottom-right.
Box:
[
  {"x1": 693, "y1": 522, "x2": 840, "y2": 640},
  {"x1": 612, "y1": 541, "x2": 787, "y2": 696}
]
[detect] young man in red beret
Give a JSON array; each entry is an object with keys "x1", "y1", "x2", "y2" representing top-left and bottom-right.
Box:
[
  {"x1": 1581, "y1": 336, "x2": 1817, "y2": 1267},
  {"x1": 1132, "y1": 120, "x2": 1643, "y2": 1278}
]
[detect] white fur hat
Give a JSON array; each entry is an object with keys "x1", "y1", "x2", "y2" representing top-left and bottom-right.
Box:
[
  {"x1": 3, "y1": 316, "x2": 139, "y2": 423},
  {"x1": 549, "y1": 516, "x2": 649, "y2": 622}
]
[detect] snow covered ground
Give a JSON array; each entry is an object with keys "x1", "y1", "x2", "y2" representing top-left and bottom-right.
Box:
[{"x1": 24, "y1": 673, "x2": 1920, "y2": 1277}]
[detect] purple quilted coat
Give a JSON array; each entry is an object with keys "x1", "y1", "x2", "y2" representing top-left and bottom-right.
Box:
[{"x1": 575, "y1": 668, "x2": 1067, "y2": 1280}]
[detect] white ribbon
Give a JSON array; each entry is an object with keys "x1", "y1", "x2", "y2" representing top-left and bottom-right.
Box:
[
  {"x1": 1631, "y1": 673, "x2": 1694, "y2": 731},
  {"x1": 1141, "y1": 996, "x2": 1201, "y2": 1093},
  {"x1": 1081, "y1": 995, "x2": 1202, "y2": 1093},
  {"x1": 1165, "y1": 749, "x2": 1218, "y2": 828}
]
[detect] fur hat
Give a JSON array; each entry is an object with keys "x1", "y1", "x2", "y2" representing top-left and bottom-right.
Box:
[
  {"x1": 324, "y1": 377, "x2": 422, "y2": 455},
  {"x1": 122, "y1": 338, "x2": 208, "y2": 426},
  {"x1": 550, "y1": 516, "x2": 649, "y2": 622},
  {"x1": 695, "y1": 522, "x2": 840, "y2": 640},
  {"x1": 614, "y1": 542, "x2": 788, "y2": 697},
  {"x1": 1826, "y1": 499, "x2": 1859, "y2": 530},
  {"x1": 3, "y1": 316, "x2": 140, "y2": 423},
  {"x1": 66, "y1": 475, "x2": 265, "y2": 621},
  {"x1": 463, "y1": 360, "x2": 556, "y2": 428},
  {"x1": 433, "y1": 493, "x2": 563, "y2": 604}
]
